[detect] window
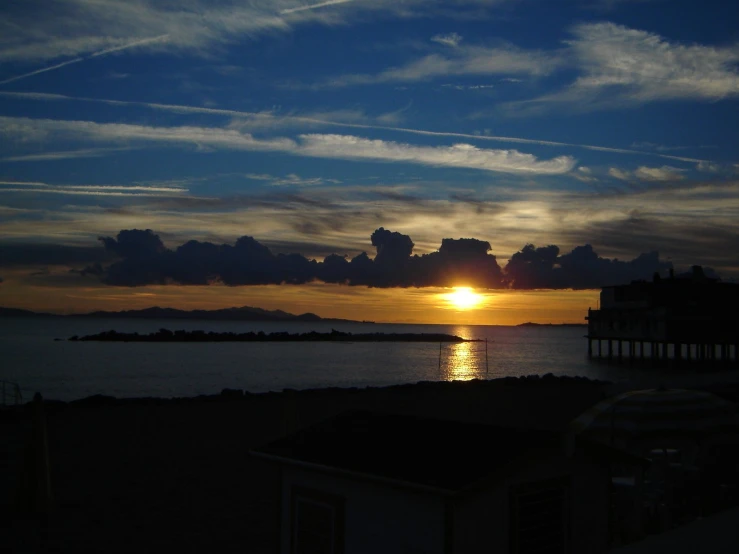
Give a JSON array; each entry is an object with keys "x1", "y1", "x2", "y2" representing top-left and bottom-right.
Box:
[
  {"x1": 291, "y1": 486, "x2": 345, "y2": 554},
  {"x1": 509, "y1": 477, "x2": 570, "y2": 554}
]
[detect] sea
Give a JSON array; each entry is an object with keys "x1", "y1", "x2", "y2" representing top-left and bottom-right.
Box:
[{"x1": 3, "y1": 317, "x2": 739, "y2": 402}]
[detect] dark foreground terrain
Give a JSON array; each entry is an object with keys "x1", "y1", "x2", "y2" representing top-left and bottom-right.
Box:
[{"x1": 3, "y1": 376, "x2": 738, "y2": 553}]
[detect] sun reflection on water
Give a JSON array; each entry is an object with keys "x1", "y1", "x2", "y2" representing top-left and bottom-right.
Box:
[{"x1": 442, "y1": 340, "x2": 487, "y2": 382}]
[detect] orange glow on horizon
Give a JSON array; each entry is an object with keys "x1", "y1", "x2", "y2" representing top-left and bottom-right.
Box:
[{"x1": 0, "y1": 269, "x2": 599, "y2": 325}]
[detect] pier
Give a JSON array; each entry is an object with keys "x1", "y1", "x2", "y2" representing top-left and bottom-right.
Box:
[{"x1": 586, "y1": 266, "x2": 739, "y2": 367}]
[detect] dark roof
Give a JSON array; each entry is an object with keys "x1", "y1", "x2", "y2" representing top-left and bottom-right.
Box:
[{"x1": 252, "y1": 410, "x2": 631, "y2": 492}]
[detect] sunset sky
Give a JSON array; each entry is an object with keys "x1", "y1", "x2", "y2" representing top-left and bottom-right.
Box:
[{"x1": 1, "y1": 0, "x2": 738, "y2": 324}]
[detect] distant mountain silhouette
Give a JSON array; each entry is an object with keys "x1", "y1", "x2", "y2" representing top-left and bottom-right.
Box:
[
  {"x1": 0, "y1": 307, "x2": 57, "y2": 317},
  {"x1": 517, "y1": 322, "x2": 586, "y2": 327},
  {"x1": 0, "y1": 305, "x2": 370, "y2": 324}
]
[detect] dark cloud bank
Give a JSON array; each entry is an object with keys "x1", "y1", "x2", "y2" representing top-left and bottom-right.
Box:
[{"x1": 78, "y1": 228, "x2": 700, "y2": 290}]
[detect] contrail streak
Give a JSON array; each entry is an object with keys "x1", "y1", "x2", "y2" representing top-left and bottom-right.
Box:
[
  {"x1": 281, "y1": 0, "x2": 355, "y2": 14},
  {"x1": 0, "y1": 90, "x2": 712, "y2": 164},
  {"x1": 0, "y1": 35, "x2": 169, "y2": 85}
]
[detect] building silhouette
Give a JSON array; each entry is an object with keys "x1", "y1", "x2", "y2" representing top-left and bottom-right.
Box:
[{"x1": 586, "y1": 267, "x2": 739, "y2": 364}]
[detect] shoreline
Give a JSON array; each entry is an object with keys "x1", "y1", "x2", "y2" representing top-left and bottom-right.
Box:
[{"x1": 8, "y1": 372, "x2": 739, "y2": 408}]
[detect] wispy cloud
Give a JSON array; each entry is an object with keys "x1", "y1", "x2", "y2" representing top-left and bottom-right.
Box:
[
  {"x1": 245, "y1": 173, "x2": 342, "y2": 186},
  {"x1": 1, "y1": 147, "x2": 133, "y2": 162},
  {"x1": 0, "y1": 0, "x2": 507, "y2": 70},
  {"x1": 281, "y1": 0, "x2": 356, "y2": 14},
  {"x1": 318, "y1": 44, "x2": 560, "y2": 87},
  {"x1": 608, "y1": 165, "x2": 686, "y2": 182},
  {"x1": 0, "y1": 116, "x2": 575, "y2": 175},
  {"x1": 0, "y1": 179, "x2": 188, "y2": 197},
  {"x1": 633, "y1": 166, "x2": 686, "y2": 181},
  {"x1": 0, "y1": 35, "x2": 170, "y2": 85},
  {"x1": 1, "y1": 91, "x2": 711, "y2": 164},
  {"x1": 295, "y1": 134, "x2": 576, "y2": 174},
  {"x1": 571, "y1": 22, "x2": 739, "y2": 100},
  {"x1": 431, "y1": 32, "x2": 463, "y2": 48},
  {"x1": 507, "y1": 22, "x2": 739, "y2": 113}
]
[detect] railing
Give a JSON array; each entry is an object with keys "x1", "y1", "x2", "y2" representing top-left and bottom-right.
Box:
[{"x1": 1, "y1": 380, "x2": 23, "y2": 407}]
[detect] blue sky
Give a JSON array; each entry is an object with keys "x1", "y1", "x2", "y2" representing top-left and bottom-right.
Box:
[{"x1": 1, "y1": 0, "x2": 738, "y2": 317}]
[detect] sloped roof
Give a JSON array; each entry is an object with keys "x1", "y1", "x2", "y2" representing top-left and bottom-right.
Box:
[{"x1": 252, "y1": 410, "x2": 642, "y2": 493}]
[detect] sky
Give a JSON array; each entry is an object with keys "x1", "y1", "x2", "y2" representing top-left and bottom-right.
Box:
[{"x1": 1, "y1": 0, "x2": 738, "y2": 324}]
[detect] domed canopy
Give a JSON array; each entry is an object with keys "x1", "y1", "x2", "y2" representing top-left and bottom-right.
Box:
[{"x1": 570, "y1": 388, "x2": 739, "y2": 451}]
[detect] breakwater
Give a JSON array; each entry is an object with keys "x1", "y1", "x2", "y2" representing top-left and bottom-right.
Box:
[{"x1": 69, "y1": 328, "x2": 477, "y2": 343}]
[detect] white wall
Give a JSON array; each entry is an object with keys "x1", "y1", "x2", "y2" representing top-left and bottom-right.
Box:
[{"x1": 281, "y1": 466, "x2": 446, "y2": 554}]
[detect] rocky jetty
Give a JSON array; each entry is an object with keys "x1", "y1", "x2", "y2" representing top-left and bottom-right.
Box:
[{"x1": 69, "y1": 328, "x2": 477, "y2": 343}]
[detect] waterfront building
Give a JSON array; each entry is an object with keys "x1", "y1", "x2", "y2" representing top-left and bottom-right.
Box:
[{"x1": 586, "y1": 267, "x2": 739, "y2": 364}]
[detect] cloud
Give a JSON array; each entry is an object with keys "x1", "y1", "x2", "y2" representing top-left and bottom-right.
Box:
[
  {"x1": 91, "y1": 227, "x2": 501, "y2": 288},
  {"x1": 570, "y1": 22, "x2": 739, "y2": 101},
  {"x1": 295, "y1": 134, "x2": 576, "y2": 174},
  {"x1": 1, "y1": 147, "x2": 133, "y2": 162},
  {"x1": 509, "y1": 22, "x2": 739, "y2": 113},
  {"x1": 505, "y1": 243, "x2": 673, "y2": 289},
  {"x1": 630, "y1": 141, "x2": 715, "y2": 153},
  {"x1": 608, "y1": 167, "x2": 630, "y2": 181},
  {"x1": 431, "y1": 32, "x2": 463, "y2": 47},
  {"x1": 0, "y1": 92, "x2": 716, "y2": 164},
  {"x1": 0, "y1": 116, "x2": 575, "y2": 175},
  {"x1": 0, "y1": 2, "x2": 288, "y2": 66},
  {"x1": 441, "y1": 83, "x2": 495, "y2": 91},
  {"x1": 0, "y1": 179, "x2": 188, "y2": 198},
  {"x1": 0, "y1": 35, "x2": 169, "y2": 85},
  {"x1": 82, "y1": 227, "x2": 688, "y2": 290},
  {"x1": 633, "y1": 165, "x2": 685, "y2": 181},
  {"x1": 608, "y1": 165, "x2": 686, "y2": 182},
  {"x1": 281, "y1": 0, "x2": 356, "y2": 14},
  {"x1": 244, "y1": 173, "x2": 341, "y2": 186},
  {"x1": 273, "y1": 174, "x2": 342, "y2": 186},
  {"x1": 320, "y1": 44, "x2": 559, "y2": 87},
  {"x1": 0, "y1": 0, "x2": 511, "y2": 69}
]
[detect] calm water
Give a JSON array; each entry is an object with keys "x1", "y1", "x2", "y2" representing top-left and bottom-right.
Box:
[{"x1": 2, "y1": 317, "x2": 739, "y2": 401}]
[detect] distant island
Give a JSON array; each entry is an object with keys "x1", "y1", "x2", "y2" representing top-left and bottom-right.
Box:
[
  {"x1": 517, "y1": 322, "x2": 587, "y2": 327},
  {"x1": 69, "y1": 329, "x2": 477, "y2": 343},
  {"x1": 0, "y1": 305, "x2": 370, "y2": 324}
]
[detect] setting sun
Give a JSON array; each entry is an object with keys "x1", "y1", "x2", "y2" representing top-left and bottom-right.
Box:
[{"x1": 444, "y1": 287, "x2": 483, "y2": 310}]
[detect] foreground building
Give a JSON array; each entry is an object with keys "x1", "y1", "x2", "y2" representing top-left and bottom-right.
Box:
[
  {"x1": 586, "y1": 267, "x2": 739, "y2": 364},
  {"x1": 252, "y1": 410, "x2": 647, "y2": 554}
]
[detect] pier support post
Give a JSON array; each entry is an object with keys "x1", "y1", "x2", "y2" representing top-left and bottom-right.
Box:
[
  {"x1": 675, "y1": 343, "x2": 682, "y2": 361},
  {"x1": 662, "y1": 342, "x2": 668, "y2": 360},
  {"x1": 608, "y1": 340, "x2": 613, "y2": 359},
  {"x1": 686, "y1": 344, "x2": 692, "y2": 362},
  {"x1": 618, "y1": 340, "x2": 623, "y2": 361},
  {"x1": 640, "y1": 341, "x2": 644, "y2": 360},
  {"x1": 588, "y1": 339, "x2": 592, "y2": 358},
  {"x1": 598, "y1": 340, "x2": 602, "y2": 358}
]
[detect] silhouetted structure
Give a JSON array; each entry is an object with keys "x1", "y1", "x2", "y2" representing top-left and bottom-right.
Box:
[
  {"x1": 252, "y1": 410, "x2": 647, "y2": 554},
  {"x1": 571, "y1": 388, "x2": 739, "y2": 536},
  {"x1": 68, "y1": 328, "x2": 476, "y2": 343},
  {"x1": 586, "y1": 267, "x2": 739, "y2": 365}
]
